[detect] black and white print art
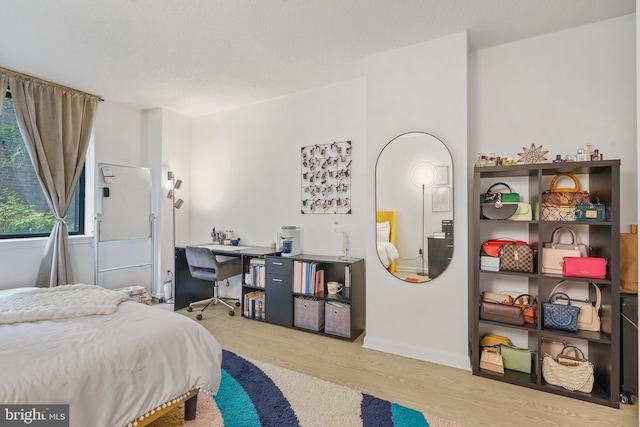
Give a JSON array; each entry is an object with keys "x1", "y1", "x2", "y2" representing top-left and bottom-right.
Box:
[{"x1": 301, "y1": 141, "x2": 351, "y2": 214}]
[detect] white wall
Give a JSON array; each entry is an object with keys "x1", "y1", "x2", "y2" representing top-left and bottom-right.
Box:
[
  {"x1": 190, "y1": 80, "x2": 366, "y2": 298},
  {"x1": 470, "y1": 15, "x2": 637, "y2": 230},
  {"x1": 363, "y1": 33, "x2": 470, "y2": 369}
]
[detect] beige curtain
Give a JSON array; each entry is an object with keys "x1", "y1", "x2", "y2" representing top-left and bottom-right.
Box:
[
  {"x1": 0, "y1": 74, "x2": 7, "y2": 100},
  {"x1": 6, "y1": 72, "x2": 98, "y2": 287}
]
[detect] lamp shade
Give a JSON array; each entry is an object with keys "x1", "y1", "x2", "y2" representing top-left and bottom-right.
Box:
[{"x1": 411, "y1": 162, "x2": 437, "y2": 188}]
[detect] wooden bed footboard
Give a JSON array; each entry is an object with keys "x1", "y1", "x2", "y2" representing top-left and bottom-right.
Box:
[{"x1": 125, "y1": 389, "x2": 198, "y2": 427}]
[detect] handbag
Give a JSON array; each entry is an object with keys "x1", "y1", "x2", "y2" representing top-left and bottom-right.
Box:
[
  {"x1": 620, "y1": 224, "x2": 638, "y2": 294},
  {"x1": 482, "y1": 238, "x2": 527, "y2": 257},
  {"x1": 542, "y1": 345, "x2": 594, "y2": 393},
  {"x1": 481, "y1": 198, "x2": 518, "y2": 220},
  {"x1": 481, "y1": 183, "x2": 519, "y2": 220},
  {"x1": 543, "y1": 227, "x2": 589, "y2": 257},
  {"x1": 575, "y1": 197, "x2": 606, "y2": 222},
  {"x1": 480, "y1": 301, "x2": 525, "y2": 325},
  {"x1": 482, "y1": 292, "x2": 536, "y2": 324},
  {"x1": 499, "y1": 242, "x2": 534, "y2": 273},
  {"x1": 562, "y1": 257, "x2": 607, "y2": 279},
  {"x1": 540, "y1": 205, "x2": 577, "y2": 222},
  {"x1": 480, "y1": 333, "x2": 512, "y2": 347},
  {"x1": 550, "y1": 281, "x2": 601, "y2": 332},
  {"x1": 541, "y1": 173, "x2": 590, "y2": 222},
  {"x1": 500, "y1": 345, "x2": 532, "y2": 374},
  {"x1": 541, "y1": 173, "x2": 591, "y2": 206},
  {"x1": 480, "y1": 182, "x2": 520, "y2": 203},
  {"x1": 511, "y1": 294, "x2": 537, "y2": 324},
  {"x1": 479, "y1": 347, "x2": 504, "y2": 374},
  {"x1": 542, "y1": 292, "x2": 581, "y2": 332},
  {"x1": 506, "y1": 203, "x2": 532, "y2": 221},
  {"x1": 541, "y1": 247, "x2": 581, "y2": 275},
  {"x1": 481, "y1": 292, "x2": 511, "y2": 304}
]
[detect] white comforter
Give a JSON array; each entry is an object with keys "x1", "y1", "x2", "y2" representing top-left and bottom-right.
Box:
[
  {"x1": 0, "y1": 284, "x2": 130, "y2": 324},
  {"x1": 0, "y1": 287, "x2": 222, "y2": 427},
  {"x1": 376, "y1": 241, "x2": 399, "y2": 268}
]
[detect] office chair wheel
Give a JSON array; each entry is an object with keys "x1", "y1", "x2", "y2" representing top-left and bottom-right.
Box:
[
  {"x1": 196, "y1": 314, "x2": 203, "y2": 320},
  {"x1": 228, "y1": 310, "x2": 235, "y2": 316},
  {"x1": 235, "y1": 301, "x2": 241, "y2": 307},
  {"x1": 186, "y1": 306, "x2": 193, "y2": 312}
]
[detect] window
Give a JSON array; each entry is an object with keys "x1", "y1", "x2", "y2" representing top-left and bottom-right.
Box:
[{"x1": 0, "y1": 93, "x2": 85, "y2": 238}]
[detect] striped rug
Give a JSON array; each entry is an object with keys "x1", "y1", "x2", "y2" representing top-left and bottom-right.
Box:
[{"x1": 213, "y1": 349, "x2": 458, "y2": 427}]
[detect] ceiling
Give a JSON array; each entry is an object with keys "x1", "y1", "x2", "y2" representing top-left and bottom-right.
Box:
[{"x1": 1, "y1": 0, "x2": 634, "y2": 117}]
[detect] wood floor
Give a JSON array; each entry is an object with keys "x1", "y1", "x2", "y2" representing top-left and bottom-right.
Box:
[{"x1": 179, "y1": 304, "x2": 638, "y2": 427}]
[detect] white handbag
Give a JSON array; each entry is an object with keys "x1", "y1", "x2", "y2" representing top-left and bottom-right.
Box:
[
  {"x1": 550, "y1": 280, "x2": 601, "y2": 332},
  {"x1": 541, "y1": 247, "x2": 581, "y2": 275},
  {"x1": 542, "y1": 345, "x2": 594, "y2": 393}
]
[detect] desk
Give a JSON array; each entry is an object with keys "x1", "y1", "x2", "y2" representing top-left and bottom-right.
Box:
[{"x1": 174, "y1": 245, "x2": 280, "y2": 310}]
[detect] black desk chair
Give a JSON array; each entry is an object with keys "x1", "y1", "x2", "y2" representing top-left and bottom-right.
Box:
[{"x1": 185, "y1": 246, "x2": 242, "y2": 320}]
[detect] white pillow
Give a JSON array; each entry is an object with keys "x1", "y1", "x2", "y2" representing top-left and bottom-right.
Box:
[{"x1": 376, "y1": 221, "x2": 390, "y2": 243}]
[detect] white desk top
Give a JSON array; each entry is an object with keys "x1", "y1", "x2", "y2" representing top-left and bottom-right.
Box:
[{"x1": 200, "y1": 244, "x2": 251, "y2": 252}]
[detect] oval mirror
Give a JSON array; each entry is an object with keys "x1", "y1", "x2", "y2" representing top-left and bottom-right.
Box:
[{"x1": 375, "y1": 132, "x2": 453, "y2": 282}]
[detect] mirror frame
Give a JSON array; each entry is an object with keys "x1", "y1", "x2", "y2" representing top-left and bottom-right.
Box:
[{"x1": 375, "y1": 131, "x2": 454, "y2": 282}]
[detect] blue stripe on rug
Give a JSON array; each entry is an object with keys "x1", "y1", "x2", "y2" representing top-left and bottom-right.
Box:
[
  {"x1": 215, "y1": 369, "x2": 262, "y2": 426},
  {"x1": 220, "y1": 349, "x2": 300, "y2": 427},
  {"x1": 361, "y1": 394, "x2": 393, "y2": 426},
  {"x1": 391, "y1": 402, "x2": 429, "y2": 426},
  {"x1": 361, "y1": 394, "x2": 429, "y2": 427}
]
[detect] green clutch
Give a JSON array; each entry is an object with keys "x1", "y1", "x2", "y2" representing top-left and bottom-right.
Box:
[{"x1": 500, "y1": 345, "x2": 532, "y2": 374}]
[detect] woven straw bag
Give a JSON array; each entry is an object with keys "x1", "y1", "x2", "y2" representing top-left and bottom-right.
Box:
[{"x1": 542, "y1": 345, "x2": 594, "y2": 393}]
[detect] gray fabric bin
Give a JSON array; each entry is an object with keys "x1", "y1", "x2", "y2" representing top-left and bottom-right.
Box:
[
  {"x1": 294, "y1": 297, "x2": 324, "y2": 331},
  {"x1": 324, "y1": 302, "x2": 351, "y2": 338}
]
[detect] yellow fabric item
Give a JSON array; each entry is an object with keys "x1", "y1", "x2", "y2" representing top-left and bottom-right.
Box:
[{"x1": 480, "y1": 333, "x2": 512, "y2": 347}]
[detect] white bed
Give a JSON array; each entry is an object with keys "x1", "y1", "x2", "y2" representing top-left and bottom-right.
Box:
[{"x1": 0, "y1": 285, "x2": 222, "y2": 427}]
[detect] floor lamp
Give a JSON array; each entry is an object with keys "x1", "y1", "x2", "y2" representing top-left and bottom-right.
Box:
[
  {"x1": 411, "y1": 163, "x2": 437, "y2": 277},
  {"x1": 167, "y1": 171, "x2": 184, "y2": 250},
  {"x1": 166, "y1": 172, "x2": 184, "y2": 302}
]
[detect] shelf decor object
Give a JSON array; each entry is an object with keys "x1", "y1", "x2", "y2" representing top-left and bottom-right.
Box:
[
  {"x1": 301, "y1": 141, "x2": 352, "y2": 214},
  {"x1": 517, "y1": 143, "x2": 549, "y2": 164}
]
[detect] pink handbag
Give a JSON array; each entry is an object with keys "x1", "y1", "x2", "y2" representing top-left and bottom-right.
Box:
[{"x1": 562, "y1": 257, "x2": 607, "y2": 279}]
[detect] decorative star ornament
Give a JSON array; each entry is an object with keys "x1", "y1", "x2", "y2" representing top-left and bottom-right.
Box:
[{"x1": 517, "y1": 144, "x2": 549, "y2": 164}]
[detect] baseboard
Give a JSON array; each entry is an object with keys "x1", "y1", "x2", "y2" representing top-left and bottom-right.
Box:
[{"x1": 363, "y1": 335, "x2": 470, "y2": 371}]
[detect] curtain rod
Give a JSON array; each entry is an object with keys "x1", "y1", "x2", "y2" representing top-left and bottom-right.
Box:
[{"x1": 0, "y1": 66, "x2": 104, "y2": 102}]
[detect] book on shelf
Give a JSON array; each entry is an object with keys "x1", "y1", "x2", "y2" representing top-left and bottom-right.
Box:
[
  {"x1": 432, "y1": 232, "x2": 446, "y2": 239},
  {"x1": 248, "y1": 258, "x2": 266, "y2": 288},
  {"x1": 244, "y1": 290, "x2": 265, "y2": 320},
  {"x1": 315, "y1": 269, "x2": 325, "y2": 295},
  {"x1": 294, "y1": 260, "x2": 303, "y2": 293},
  {"x1": 293, "y1": 260, "x2": 319, "y2": 294},
  {"x1": 344, "y1": 265, "x2": 352, "y2": 299}
]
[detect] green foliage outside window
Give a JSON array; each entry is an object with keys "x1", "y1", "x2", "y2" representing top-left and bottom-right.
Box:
[
  {"x1": 0, "y1": 94, "x2": 84, "y2": 238},
  {"x1": 0, "y1": 188, "x2": 55, "y2": 234}
]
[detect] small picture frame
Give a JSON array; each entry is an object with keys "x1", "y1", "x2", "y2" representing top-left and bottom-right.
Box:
[
  {"x1": 432, "y1": 187, "x2": 451, "y2": 212},
  {"x1": 435, "y1": 166, "x2": 448, "y2": 185}
]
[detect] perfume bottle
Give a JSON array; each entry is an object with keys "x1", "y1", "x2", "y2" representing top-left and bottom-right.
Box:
[{"x1": 339, "y1": 231, "x2": 351, "y2": 260}]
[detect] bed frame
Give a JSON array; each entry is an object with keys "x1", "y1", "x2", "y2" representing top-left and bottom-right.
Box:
[
  {"x1": 376, "y1": 210, "x2": 397, "y2": 273},
  {"x1": 126, "y1": 389, "x2": 198, "y2": 427}
]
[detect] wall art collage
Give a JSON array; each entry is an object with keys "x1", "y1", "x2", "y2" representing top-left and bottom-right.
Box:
[{"x1": 301, "y1": 140, "x2": 351, "y2": 214}]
